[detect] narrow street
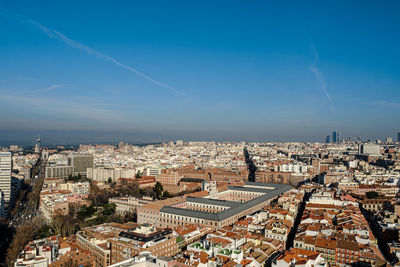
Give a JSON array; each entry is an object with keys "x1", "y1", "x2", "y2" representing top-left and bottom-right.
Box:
[{"x1": 285, "y1": 190, "x2": 310, "y2": 249}]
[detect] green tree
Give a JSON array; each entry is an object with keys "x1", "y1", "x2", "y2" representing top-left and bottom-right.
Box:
[
  {"x1": 34, "y1": 224, "x2": 53, "y2": 239},
  {"x1": 68, "y1": 203, "x2": 79, "y2": 217},
  {"x1": 94, "y1": 216, "x2": 107, "y2": 224},
  {"x1": 366, "y1": 191, "x2": 379, "y2": 199},
  {"x1": 109, "y1": 213, "x2": 125, "y2": 223},
  {"x1": 144, "y1": 187, "x2": 154, "y2": 198},
  {"x1": 176, "y1": 236, "x2": 184, "y2": 244},
  {"x1": 139, "y1": 188, "x2": 146, "y2": 197},
  {"x1": 103, "y1": 203, "x2": 116, "y2": 216},
  {"x1": 164, "y1": 190, "x2": 173, "y2": 198},
  {"x1": 154, "y1": 182, "x2": 164, "y2": 200},
  {"x1": 124, "y1": 211, "x2": 137, "y2": 223},
  {"x1": 107, "y1": 177, "x2": 112, "y2": 184},
  {"x1": 135, "y1": 171, "x2": 142, "y2": 178},
  {"x1": 88, "y1": 182, "x2": 111, "y2": 206},
  {"x1": 0, "y1": 217, "x2": 13, "y2": 264},
  {"x1": 77, "y1": 205, "x2": 97, "y2": 220}
]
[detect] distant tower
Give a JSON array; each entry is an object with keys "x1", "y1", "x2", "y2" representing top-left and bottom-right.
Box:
[
  {"x1": 397, "y1": 132, "x2": 400, "y2": 142},
  {"x1": 34, "y1": 136, "x2": 41, "y2": 153},
  {"x1": 325, "y1": 135, "x2": 330, "y2": 144},
  {"x1": 337, "y1": 131, "x2": 341, "y2": 143},
  {"x1": 332, "y1": 131, "x2": 337, "y2": 143}
]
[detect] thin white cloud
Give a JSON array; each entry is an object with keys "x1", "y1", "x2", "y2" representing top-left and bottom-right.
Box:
[
  {"x1": 0, "y1": 7, "x2": 184, "y2": 96},
  {"x1": 36, "y1": 84, "x2": 66, "y2": 92},
  {"x1": 310, "y1": 42, "x2": 334, "y2": 110},
  {"x1": 372, "y1": 100, "x2": 400, "y2": 109}
]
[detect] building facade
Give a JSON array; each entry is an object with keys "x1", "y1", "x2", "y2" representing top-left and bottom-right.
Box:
[{"x1": 0, "y1": 152, "x2": 12, "y2": 203}]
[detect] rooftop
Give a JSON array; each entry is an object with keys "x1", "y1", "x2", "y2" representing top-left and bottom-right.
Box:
[{"x1": 160, "y1": 183, "x2": 293, "y2": 222}]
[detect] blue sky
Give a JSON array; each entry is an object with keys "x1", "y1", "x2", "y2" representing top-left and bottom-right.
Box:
[{"x1": 0, "y1": 1, "x2": 399, "y2": 144}]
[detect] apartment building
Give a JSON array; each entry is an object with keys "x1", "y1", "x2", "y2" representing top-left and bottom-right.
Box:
[
  {"x1": 0, "y1": 152, "x2": 12, "y2": 203},
  {"x1": 155, "y1": 171, "x2": 181, "y2": 185},
  {"x1": 293, "y1": 190, "x2": 385, "y2": 266},
  {"x1": 110, "y1": 225, "x2": 180, "y2": 264},
  {"x1": 76, "y1": 223, "x2": 137, "y2": 267},
  {"x1": 87, "y1": 167, "x2": 136, "y2": 182},
  {"x1": 39, "y1": 191, "x2": 70, "y2": 221},
  {"x1": 58, "y1": 181, "x2": 90, "y2": 195}
]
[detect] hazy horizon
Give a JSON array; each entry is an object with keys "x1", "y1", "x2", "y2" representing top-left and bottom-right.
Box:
[{"x1": 0, "y1": 128, "x2": 398, "y2": 147}]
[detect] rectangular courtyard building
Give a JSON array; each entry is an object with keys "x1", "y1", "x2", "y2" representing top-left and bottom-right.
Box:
[{"x1": 159, "y1": 182, "x2": 292, "y2": 229}]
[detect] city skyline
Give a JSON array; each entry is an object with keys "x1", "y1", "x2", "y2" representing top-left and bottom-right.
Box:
[
  {"x1": 1, "y1": 1, "x2": 400, "y2": 144},
  {"x1": 1, "y1": 130, "x2": 399, "y2": 147}
]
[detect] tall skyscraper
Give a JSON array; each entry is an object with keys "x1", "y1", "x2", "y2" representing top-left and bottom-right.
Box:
[
  {"x1": 332, "y1": 131, "x2": 337, "y2": 143},
  {"x1": 337, "y1": 131, "x2": 341, "y2": 143},
  {"x1": 325, "y1": 135, "x2": 330, "y2": 143},
  {"x1": 398, "y1": 132, "x2": 400, "y2": 142},
  {"x1": 0, "y1": 152, "x2": 12, "y2": 203}
]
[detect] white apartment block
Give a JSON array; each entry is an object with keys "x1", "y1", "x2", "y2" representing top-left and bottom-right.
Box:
[
  {"x1": 58, "y1": 181, "x2": 90, "y2": 195},
  {"x1": 275, "y1": 163, "x2": 308, "y2": 173},
  {"x1": 87, "y1": 167, "x2": 136, "y2": 182},
  {"x1": 0, "y1": 152, "x2": 12, "y2": 203},
  {"x1": 146, "y1": 166, "x2": 163, "y2": 177},
  {"x1": 45, "y1": 165, "x2": 74, "y2": 179}
]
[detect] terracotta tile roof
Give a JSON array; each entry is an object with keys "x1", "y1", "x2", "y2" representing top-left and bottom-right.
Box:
[
  {"x1": 315, "y1": 236, "x2": 336, "y2": 249},
  {"x1": 336, "y1": 238, "x2": 358, "y2": 251},
  {"x1": 199, "y1": 251, "x2": 209, "y2": 264},
  {"x1": 240, "y1": 259, "x2": 253, "y2": 266},
  {"x1": 277, "y1": 248, "x2": 320, "y2": 264},
  {"x1": 221, "y1": 260, "x2": 238, "y2": 267},
  {"x1": 174, "y1": 224, "x2": 198, "y2": 236}
]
